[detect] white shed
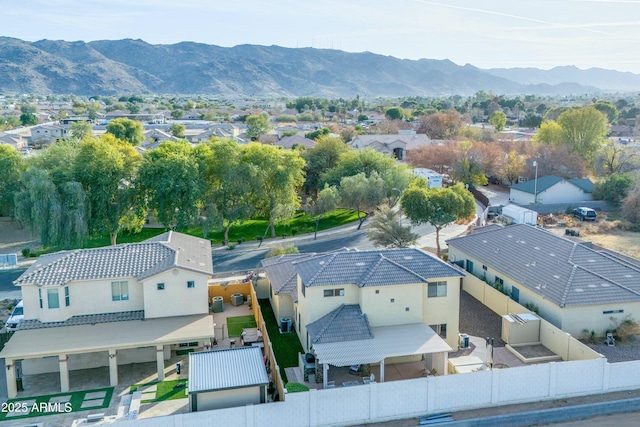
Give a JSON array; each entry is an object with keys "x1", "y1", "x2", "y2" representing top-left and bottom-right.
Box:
[
  {"x1": 502, "y1": 204, "x2": 538, "y2": 225},
  {"x1": 188, "y1": 346, "x2": 269, "y2": 412}
]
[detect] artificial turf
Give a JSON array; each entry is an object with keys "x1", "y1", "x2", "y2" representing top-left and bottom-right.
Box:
[{"x1": 226, "y1": 315, "x2": 257, "y2": 337}]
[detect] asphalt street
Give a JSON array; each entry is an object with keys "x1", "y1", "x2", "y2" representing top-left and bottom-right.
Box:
[{"x1": 0, "y1": 268, "x2": 26, "y2": 301}]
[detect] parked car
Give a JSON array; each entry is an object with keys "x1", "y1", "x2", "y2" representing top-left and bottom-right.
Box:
[
  {"x1": 573, "y1": 207, "x2": 597, "y2": 221},
  {"x1": 6, "y1": 300, "x2": 23, "y2": 331}
]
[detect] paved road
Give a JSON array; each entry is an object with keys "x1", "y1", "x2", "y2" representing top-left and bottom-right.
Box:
[{"x1": 0, "y1": 268, "x2": 26, "y2": 301}]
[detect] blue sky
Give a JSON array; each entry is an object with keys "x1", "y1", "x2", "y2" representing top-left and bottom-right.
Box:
[{"x1": 5, "y1": 0, "x2": 640, "y2": 73}]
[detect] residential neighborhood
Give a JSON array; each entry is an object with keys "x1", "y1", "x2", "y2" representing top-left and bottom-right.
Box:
[{"x1": 1, "y1": 89, "x2": 640, "y2": 426}]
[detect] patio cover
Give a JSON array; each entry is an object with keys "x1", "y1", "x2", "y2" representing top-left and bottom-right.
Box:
[
  {"x1": 0, "y1": 314, "x2": 214, "y2": 360},
  {"x1": 312, "y1": 323, "x2": 452, "y2": 367}
]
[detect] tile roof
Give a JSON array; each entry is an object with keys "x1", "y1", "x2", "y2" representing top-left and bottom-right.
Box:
[
  {"x1": 509, "y1": 175, "x2": 593, "y2": 195},
  {"x1": 447, "y1": 224, "x2": 640, "y2": 307},
  {"x1": 307, "y1": 304, "x2": 373, "y2": 344},
  {"x1": 15, "y1": 231, "x2": 212, "y2": 287},
  {"x1": 295, "y1": 248, "x2": 464, "y2": 288},
  {"x1": 19, "y1": 310, "x2": 144, "y2": 330},
  {"x1": 189, "y1": 346, "x2": 269, "y2": 393}
]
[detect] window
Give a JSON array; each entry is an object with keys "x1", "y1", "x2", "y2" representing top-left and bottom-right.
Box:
[
  {"x1": 157, "y1": 283, "x2": 165, "y2": 290},
  {"x1": 64, "y1": 286, "x2": 70, "y2": 307},
  {"x1": 603, "y1": 309, "x2": 624, "y2": 314},
  {"x1": 375, "y1": 290, "x2": 380, "y2": 294},
  {"x1": 390, "y1": 298, "x2": 395, "y2": 303},
  {"x1": 428, "y1": 281, "x2": 447, "y2": 298},
  {"x1": 482, "y1": 265, "x2": 487, "y2": 271},
  {"x1": 301, "y1": 283, "x2": 306, "y2": 297},
  {"x1": 495, "y1": 276, "x2": 504, "y2": 285},
  {"x1": 178, "y1": 342, "x2": 199, "y2": 348},
  {"x1": 405, "y1": 307, "x2": 410, "y2": 312},
  {"x1": 430, "y1": 324, "x2": 447, "y2": 339},
  {"x1": 323, "y1": 288, "x2": 344, "y2": 297},
  {"x1": 298, "y1": 313, "x2": 301, "y2": 332},
  {"x1": 111, "y1": 281, "x2": 129, "y2": 301},
  {"x1": 187, "y1": 281, "x2": 195, "y2": 288},
  {"x1": 39, "y1": 288, "x2": 43, "y2": 308},
  {"x1": 47, "y1": 288, "x2": 60, "y2": 309}
]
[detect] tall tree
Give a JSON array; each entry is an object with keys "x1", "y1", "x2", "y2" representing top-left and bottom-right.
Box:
[
  {"x1": 106, "y1": 118, "x2": 144, "y2": 146},
  {"x1": 367, "y1": 204, "x2": 418, "y2": 248},
  {"x1": 339, "y1": 172, "x2": 386, "y2": 229},
  {"x1": 169, "y1": 123, "x2": 186, "y2": 138},
  {"x1": 489, "y1": 110, "x2": 507, "y2": 132},
  {"x1": 75, "y1": 134, "x2": 144, "y2": 245},
  {"x1": 305, "y1": 184, "x2": 340, "y2": 240},
  {"x1": 138, "y1": 141, "x2": 202, "y2": 231},
  {"x1": 401, "y1": 183, "x2": 475, "y2": 257},
  {"x1": 557, "y1": 106, "x2": 608, "y2": 163},
  {"x1": 70, "y1": 121, "x2": 93, "y2": 141},
  {"x1": 196, "y1": 139, "x2": 255, "y2": 245},
  {"x1": 302, "y1": 136, "x2": 348, "y2": 194},
  {"x1": 0, "y1": 145, "x2": 25, "y2": 216},
  {"x1": 321, "y1": 148, "x2": 404, "y2": 188},
  {"x1": 385, "y1": 107, "x2": 404, "y2": 120},
  {"x1": 245, "y1": 113, "x2": 271, "y2": 141},
  {"x1": 500, "y1": 150, "x2": 526, "y2": 185},
  {"x1": 243, "y1": 143, "x2": 305, "y2": 237}
]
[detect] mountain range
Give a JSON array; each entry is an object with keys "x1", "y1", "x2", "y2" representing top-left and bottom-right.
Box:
[{"x1": 1, "y1": 37, "x2": 639, "y2": 97}]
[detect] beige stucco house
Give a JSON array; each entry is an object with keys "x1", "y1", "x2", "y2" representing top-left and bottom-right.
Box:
[
  {"x1": 1, "y1": 231, "x2": 215, "y2": 398},
  {"x1": 348, "y1": 134, "x2": 432, "y2": 161},
  {"x1": 448, "y1": 224, "x2": 640, "y2": 338},
  {"x1": 260, "y1": 248, "x2": 465, "y2": 386}
]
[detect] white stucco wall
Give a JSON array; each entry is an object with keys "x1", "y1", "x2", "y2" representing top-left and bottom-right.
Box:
[
  {"x1": 142, "y1": 269, "x2": 209, "y2": 319},
  {"x1": 20, "y1": 278, "x2": 144, "y2": 323},
  {"x1": 192, "y1": 386, "x2": 263, "y2": 412}
]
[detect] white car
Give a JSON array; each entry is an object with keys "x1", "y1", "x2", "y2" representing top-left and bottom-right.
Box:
[{"x1": 6, "y1": 300, "x2": 23, "y2": 331}]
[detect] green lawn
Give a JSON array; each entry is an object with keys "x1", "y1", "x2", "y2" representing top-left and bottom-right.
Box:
[
  {"x1": 31, "y1": 208, "x2": 359, "y2": 256},
  {"x1": 0, "y1": 387, "x2": 113, "y2": 421},
  {"x1": 227, "y1": 315, "x2": 257, "y2": 337},
  {"x1": 259, "y1": 299, "x2": 304, "y2": 383},
  {"x1": 130, "y1": 379, "x2": 188, "y2": 403}
]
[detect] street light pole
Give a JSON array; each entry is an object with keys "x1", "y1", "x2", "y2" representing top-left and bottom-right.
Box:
[{"x1": 533, "y1": 161, "x2": 538, "y2": 204}]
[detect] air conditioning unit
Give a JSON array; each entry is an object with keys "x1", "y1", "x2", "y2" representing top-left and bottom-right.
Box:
[{"x1": 458, "y1": 333, "x2": 470, "y2": 349}]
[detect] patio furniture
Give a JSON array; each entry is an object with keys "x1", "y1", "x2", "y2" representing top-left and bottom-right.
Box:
[
  {"x1": 605, "y1": 333, "x2": 616, "y2": 346},
  {"x1": 326, "y1": 381, "x2": 335, "y2": 389},
  {"x1": 348, "y1": 364, "x2": 361, "y2": 375}
]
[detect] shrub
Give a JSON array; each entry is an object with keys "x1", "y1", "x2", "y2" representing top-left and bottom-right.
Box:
[
  {"x1": 523, "y1": 302, "x2": 539, "y2": 314},
  {"x1": 285, "y1": 382, "x2": 309, "y2": 393},
  {"x1": 21, "y1": 248, "x2": 31, "y2": 258},
  {"x1": 291, "y1": 228, "x2": 298, "y2": 236},
  {"x1": 227, "y1": 244, "x2": 236, "y2": 250}
]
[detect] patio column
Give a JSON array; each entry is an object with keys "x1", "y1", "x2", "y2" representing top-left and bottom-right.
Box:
[
  {"x1": 156, "y1": 345, "x2": 165, "y2": 381},
  {"x1": 379, "y1": 360, "x2": 385, "y2": 383},
  {"x1": 59, "y1": 354, "x2": 70, "y2": 392},
  {"x1": 442, "y1": 352, "x2": 448, "y2": 376},
  {"x1": 108, "y1": 349, "x2": 118, "y2": 386},
  {"x1": 6, "y1": 359, "x2": 17, "y2": 398},
  {"x1": 322, "y1": 363, "x2": 328, "y2": 388}
]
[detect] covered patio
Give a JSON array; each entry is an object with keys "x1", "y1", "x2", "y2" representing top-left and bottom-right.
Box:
[
  {"x1": 313, "y1": 323, "x2": 452, "y2": 388},
  {"x1": 1, "y1": 314, "x2": 214, "y2": 398}
]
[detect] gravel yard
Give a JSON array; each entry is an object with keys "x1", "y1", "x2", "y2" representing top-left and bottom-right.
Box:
[{"x1": 458, "y1": 290, "x2": 506, "y2": 347}]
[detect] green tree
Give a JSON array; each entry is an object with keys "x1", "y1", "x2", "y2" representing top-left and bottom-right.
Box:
[
  {"x1": 489, "y1": 110, "x2": 507, "y2": 131},
  {"x1": 367, "y1": 204, "x2": 418, "y2": 248},
  {"x1": 265, "y1": 244, "x2": 299, "y2": 258},
  {"x1": 401, "y1": 183, "x2": 475, "y2": 257},
  {"x1": 70, "y1": 121, "x2": 93, "y2": 141},
  {"x1": 171, "y1": 109, "x2": 184, "y2": 120},
  {"x1": 593, "y1": 101, "x2": 619, "y2": 124},
  {"x1": 557, "y1": 106, "x2": 608, "y2": 163},
  {"x1": 196, "y1": 139, "x2": 255, "y2": 245},
  {"x1": 593, "y1": 173, "x2": 634, "y2": 206},
  {"x1": 74, "y1": 134, "x2": 144, "y2": 245},
  {"x1": 20, "y1": 113, "x2": 38, "y2": 126},
  {"x1": 305, "y1": 128, "x2": 329, "y2": 141},
  {"x1": 597, "y1": 141, "x2": 638, "y2": 175},
  {"x1": 534, "y1": 121, "x2": 564, "y2": 145},
  {"x1": 20, "y1": 105, "x2": 37, "y2": 114},
  {"x1": 169, "y1": 123, "x2": 186, "y2": 138},
  {"x1": 305, "y1": 184, "x2": 340, "y2": 239},
  {"x1": 106, "y1": 118, "x2": 144, "y2": 146},
  {"x1": 302, "y1": 136, "x2": 348, "y2": 194},
  {"x1": 0, "y1": 145, "x2": 25, "y2": 215},
  {"x1": 385, "y1": 107, "x2": 404, "y2": 120},
  {"x1": 453, "y1": 141, "x2": 488, "y2": 187},
  {"x1": 138, "y1": 141, "x2": 202, "y2": 231},
  {"x1": 339, "y1": 172, "x2": 386, "y2": 229},
  {"x1": 243, "y1": 143, "x2": 305, "y2": 238},
  {"x1": 246, "y1": 114, "x2": 271, "y2": 141},
  {"x1": 321, "y1": 148, "x2": 403, "y2": 188}
]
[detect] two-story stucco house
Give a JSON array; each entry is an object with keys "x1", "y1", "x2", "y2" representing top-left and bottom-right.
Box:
[
  {"x1": 0, "y1": 231, "x2": 215, "y2": 398},
  {"x1": 260, "y1": 248, "x2": 465, "y2": 386}
]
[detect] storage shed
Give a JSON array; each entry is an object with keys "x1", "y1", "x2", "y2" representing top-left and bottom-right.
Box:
[{"x1": 188, "y1": 346, "x2": 269, "y2": 412}]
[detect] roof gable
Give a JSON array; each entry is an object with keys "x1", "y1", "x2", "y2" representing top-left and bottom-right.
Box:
[{"x1": 307, "y1": 304, "x2": 373, "y2": 344}]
